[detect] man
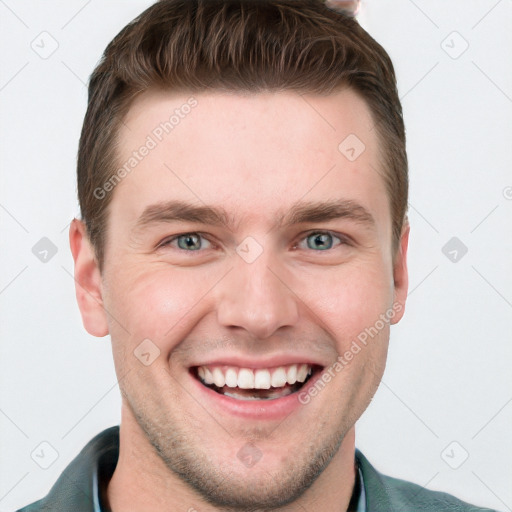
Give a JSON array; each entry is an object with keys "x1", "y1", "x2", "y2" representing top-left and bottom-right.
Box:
[{"x1": 17, "y1": 0, "x2": 497, "y2": 510}]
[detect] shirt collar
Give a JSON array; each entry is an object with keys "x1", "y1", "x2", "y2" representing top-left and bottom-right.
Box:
[
  {"x1": 92, "y1": 465, "x2": 102, "y2": 512},
  {"x1": 356, "y1": 465, "x2": 367, "y2": 512}
]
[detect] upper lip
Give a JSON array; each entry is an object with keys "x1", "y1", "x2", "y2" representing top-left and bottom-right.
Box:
[{"x1": 190, "y1": 354, "x2": 328, "y2": 370}]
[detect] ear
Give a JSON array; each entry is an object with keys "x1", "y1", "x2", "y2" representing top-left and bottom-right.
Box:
[
  {"x1": 69, "y1": 218, "x2": 109, "y2": 337},
  {"x1": 390, "y1": 220, "x2": 410, "y2": 325}
]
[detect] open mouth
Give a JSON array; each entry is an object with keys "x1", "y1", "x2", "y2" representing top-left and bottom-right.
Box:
[{"x1": 192, "y1": 363, "x2": 321, "y2": 401}]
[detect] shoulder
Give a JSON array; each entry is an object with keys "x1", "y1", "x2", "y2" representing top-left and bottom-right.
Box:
[
  {"x1": 15, "y1": 426, "x2": 119, "y2": 512},
  {"x1": 15, "y1": 499, "x2": 49, "y2": 512},
  {"x1": 356, "y1": 449, "x2": 498, "y2": 512}
]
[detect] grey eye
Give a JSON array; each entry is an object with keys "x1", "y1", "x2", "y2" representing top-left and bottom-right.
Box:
[
  {"x1": 176, "y1": 234, "x2": 203, "y2": 250},
  {"x1": 306, "y1": 232, "x2": 335, "y2": 250}
]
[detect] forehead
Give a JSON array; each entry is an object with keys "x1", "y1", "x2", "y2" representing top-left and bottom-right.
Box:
[{"x1": 112, "y1": 88, "x2": 389, "y2": 236}]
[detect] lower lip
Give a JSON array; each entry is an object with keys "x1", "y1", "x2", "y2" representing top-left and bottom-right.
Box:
[{"x1": 189, "y1": 369, "x2": 323, "y2": 420}]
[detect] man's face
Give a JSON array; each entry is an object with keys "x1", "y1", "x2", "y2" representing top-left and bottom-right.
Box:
[{"x1": 85, "y1": 89, "x2": 408, "y2": 508}]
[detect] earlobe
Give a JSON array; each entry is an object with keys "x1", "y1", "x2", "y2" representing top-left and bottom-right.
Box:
[
  {"x1": 69, "y1": 218, "x2": 109, "y2": 337},
  {"x1": 391, "y1": 221, "x2": 410, "y2": 325}
]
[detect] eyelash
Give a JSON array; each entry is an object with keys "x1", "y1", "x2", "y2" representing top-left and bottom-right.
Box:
[{"x1": 158, "y1": 230, "x2": 351, "y2": 252}]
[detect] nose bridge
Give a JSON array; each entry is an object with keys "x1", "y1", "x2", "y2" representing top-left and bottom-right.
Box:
[{"x1": 216, "y1": 248, "x2": 300, "y2": 339}]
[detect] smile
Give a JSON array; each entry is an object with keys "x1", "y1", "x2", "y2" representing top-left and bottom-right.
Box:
[{"x1": 193, "y1": 363, "x2": 319, "y2": 401}]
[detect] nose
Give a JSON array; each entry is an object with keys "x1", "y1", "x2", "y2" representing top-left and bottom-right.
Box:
[{"x1": 216, "y1": 250, "x2": 300, "y2": 339}]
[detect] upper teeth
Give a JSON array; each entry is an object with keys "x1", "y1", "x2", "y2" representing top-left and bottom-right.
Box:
[{"x1": 197, "y1": 364, "x2": 312, "y2": 390}]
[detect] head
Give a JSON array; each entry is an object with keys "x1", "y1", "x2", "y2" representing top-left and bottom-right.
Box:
[{"x1": 70, "y1": 0, "x2": 409, "y2": 509}]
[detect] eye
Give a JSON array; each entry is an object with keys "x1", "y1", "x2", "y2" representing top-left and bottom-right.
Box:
[
  {"x1": 296, "y1": 231, "x2": 347, "y2": 251},
  {"x1": 159, "y1": 233, "x2": 212, "y2": 251}
]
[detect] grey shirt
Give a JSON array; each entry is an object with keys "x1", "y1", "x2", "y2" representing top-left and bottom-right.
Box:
[{"x1": 17, "y1": 426, "x2": 496, "y2": 512}]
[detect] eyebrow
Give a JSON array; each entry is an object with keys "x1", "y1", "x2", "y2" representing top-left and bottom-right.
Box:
[
  {"x1": 280, "y1": 199, "x2": 375, "y2": 229},
  {"x1": 132, "y1": 198, "x2": 375, "y2": 233}
]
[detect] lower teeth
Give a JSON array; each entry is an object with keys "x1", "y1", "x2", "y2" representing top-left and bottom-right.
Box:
[
  {"x1": 222, "y1": 387, "x2": 296, "y2": 401},
  {"x1": 223, "y1": 392, "x2": 269, "y2": 400}
]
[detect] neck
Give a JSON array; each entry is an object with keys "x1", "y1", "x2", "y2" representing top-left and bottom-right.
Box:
[{"x1": 105, "y1": 404, "x2": 357, "y2": 512}]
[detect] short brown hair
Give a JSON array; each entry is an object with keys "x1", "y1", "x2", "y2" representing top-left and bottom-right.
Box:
[{"x1": 77, "y1": 0, "x2": 408, "y2": 272}]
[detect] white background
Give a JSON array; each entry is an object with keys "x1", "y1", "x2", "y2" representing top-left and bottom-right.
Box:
[{"x1": 0, "y1": 1, "x2": 511, "y2": 511}]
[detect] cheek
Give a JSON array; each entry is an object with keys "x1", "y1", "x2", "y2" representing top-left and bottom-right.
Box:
[
  {"x1": 297, "y1": 261, "x2": 393, "y2": 346},
  {"x1": 104, "y1": 265, "x2": 214, "y2": 349}
]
